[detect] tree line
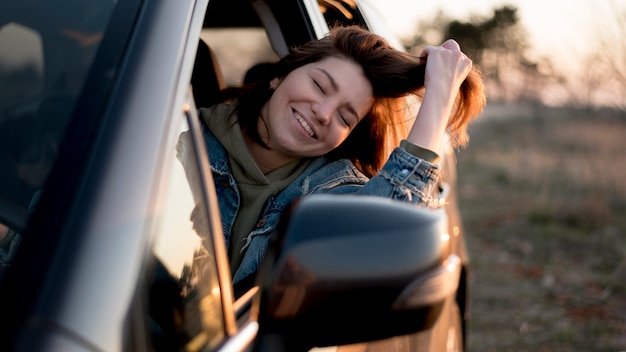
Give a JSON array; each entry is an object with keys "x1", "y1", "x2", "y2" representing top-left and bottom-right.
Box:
[{"x1": 403, "y1": 3, "x2": 625, "y2": 112}]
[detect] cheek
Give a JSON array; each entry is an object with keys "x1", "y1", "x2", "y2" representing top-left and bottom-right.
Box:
[
  {"x1": 265, "y1": 95, "x2": 285, "y2": 123},
  {"x1": 327, "y1": 128, "x2": 351, "y2": 148}
]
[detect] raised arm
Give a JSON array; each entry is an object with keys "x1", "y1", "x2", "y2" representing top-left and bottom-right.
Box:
[{"x1": 408, "y1": 40, "x2": 474, "y2": 152}]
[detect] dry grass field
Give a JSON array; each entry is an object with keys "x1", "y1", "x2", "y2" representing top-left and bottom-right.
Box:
[{"x1": 457, "y1": 105, "x2": 626, "y2": 351}]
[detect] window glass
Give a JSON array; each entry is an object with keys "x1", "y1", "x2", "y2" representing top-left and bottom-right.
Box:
[
  {"x1": 0, "y1": 22, "x2": 46, "y2": 233},
  {"x1": 148, "y1": 114, "x2": 225, "y2": 351},
  {"x1": 0, "y1": 0, "x2": 116, "y2": 277}
]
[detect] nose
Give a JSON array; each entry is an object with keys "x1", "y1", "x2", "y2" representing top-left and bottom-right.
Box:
[{"x1": 311, "y1": 100, "x2": 334, "y2": 125}]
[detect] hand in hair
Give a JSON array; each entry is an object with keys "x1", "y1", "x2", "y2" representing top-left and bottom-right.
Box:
[{"x1": 408, "y1": 39, "x2": 481, "y2": 152}]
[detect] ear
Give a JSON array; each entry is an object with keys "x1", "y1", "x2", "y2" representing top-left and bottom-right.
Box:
[{"x1": 269, "y1": 78, "x2": 280, "y2": 90}]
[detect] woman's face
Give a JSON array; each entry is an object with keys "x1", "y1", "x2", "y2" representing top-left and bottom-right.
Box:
[{"x1": 259, "y1": 56, "x2": 374, "y2": 160}]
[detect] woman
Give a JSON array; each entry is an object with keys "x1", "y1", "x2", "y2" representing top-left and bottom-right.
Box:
[{"x1": 189, "y1": 25, "x2": 485, "y2": 286}]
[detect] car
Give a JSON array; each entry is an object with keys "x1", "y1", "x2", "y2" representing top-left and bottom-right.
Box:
[{"x1": 0, "y1": 0, "x2": 469, "y2": 351}]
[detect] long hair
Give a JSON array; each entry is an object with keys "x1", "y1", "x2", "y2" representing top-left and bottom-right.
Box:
[{"x1": 230, "y1": 25, "x2": 486, "y2": 177}]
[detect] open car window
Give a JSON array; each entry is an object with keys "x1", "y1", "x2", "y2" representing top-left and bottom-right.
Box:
[{"x1": 201, "y1": 28, "x2": 279, "y2": 87}]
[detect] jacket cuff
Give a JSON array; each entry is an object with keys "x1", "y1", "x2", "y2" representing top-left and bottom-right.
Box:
[
  {"x1": 400, "y1": 140, "x2": 440, "y2": 163},
  {"x1": 378, "y1": 147, "x2": 441, "y2": 200}
]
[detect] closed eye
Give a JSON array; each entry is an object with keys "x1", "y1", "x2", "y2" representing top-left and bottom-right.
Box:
[
  {"x1": 313, "y1": 80, "x2": 326, "y2": 95},
  {"x1": 339, "y1": 113, "x2": 350, "y2": 127}
]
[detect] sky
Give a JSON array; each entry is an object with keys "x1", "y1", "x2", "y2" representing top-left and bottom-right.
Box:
[{"x1": 366, "y1": 0, "x2": 625, "y2": 75}]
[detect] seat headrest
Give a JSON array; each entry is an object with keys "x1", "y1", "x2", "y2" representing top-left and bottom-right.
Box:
[{"x1": 191, "y1": 40, "x2": 226, "y2": 108}]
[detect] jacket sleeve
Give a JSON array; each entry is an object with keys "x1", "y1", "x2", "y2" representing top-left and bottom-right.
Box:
[{"x1": 308, "y1": 145, "x2": 441, "y2": 207}]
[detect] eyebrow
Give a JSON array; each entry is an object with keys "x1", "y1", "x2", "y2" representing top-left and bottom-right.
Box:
[
  {"x1": 317, "y1": 68, "x2": 338, "y2": 91},
  {"x1": 316, "y1": 68, "x2": 359, "y2": 118}
]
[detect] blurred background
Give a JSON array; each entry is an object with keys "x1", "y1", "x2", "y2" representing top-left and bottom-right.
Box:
[
  {"x1": 372, "y1": 0, "x2": 625, "y2": 110},
  {"x1": 368, "y1": 0, "x2": 625, "y2": 350}
]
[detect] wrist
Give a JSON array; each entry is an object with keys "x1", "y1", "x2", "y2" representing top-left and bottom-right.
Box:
[{"x1": 407, "y1": 96, "x2": 451, "y2": 151}]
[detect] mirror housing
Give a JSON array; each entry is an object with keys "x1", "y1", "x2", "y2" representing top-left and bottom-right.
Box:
[{"x1": 254, "y1": 195, "x2": 461, "y2": 349}]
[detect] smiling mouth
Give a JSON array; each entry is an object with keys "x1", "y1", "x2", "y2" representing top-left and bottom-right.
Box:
[{"x1": 294, "y1": 110, "x2": 316, "y2": 138}]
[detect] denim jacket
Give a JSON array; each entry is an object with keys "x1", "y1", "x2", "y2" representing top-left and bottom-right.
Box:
[{"x1": 201, "y1": 124, "x2": 441, "y2": 284}]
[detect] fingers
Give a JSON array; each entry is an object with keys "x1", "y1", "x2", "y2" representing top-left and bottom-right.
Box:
[
  {"x1": 419, "y1": 39, "x2": 466, "y2": 62},
  {"x1": 444, "y1": 40, "x2": 472, "y2": 71},
  {"x1": 441, "y1": 39, "x2": 461, "y2": 51},
  {"x1": 419, "y1": 40, "x2": 472, "y2": 70},
  {"x1": 418, "y1": 39, "x2": 473, "y2": 96},
  {"x1": 441, "y1": 39, "x2": 471, "y2": 70},
  {"x1": 420, "y1": 40, "x2": 466, "y2": 58}
]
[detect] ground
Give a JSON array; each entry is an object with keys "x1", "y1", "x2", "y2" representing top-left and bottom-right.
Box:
[{"x1": 457, "y1": 105, "x2": 626, "y2": 351}]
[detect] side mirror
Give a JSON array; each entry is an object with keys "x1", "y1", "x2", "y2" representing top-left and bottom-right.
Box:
[{"x1": 254, "y1": 195, "x2": 461, "y2": 350}]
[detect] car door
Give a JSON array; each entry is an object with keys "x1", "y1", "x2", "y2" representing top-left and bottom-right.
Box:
[{"x1": 0, "y1": 0, "x2": 252, "y2": 350}]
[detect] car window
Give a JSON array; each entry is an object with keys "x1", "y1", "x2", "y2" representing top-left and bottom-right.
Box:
[
  {"x1": 146, "y1": 103, "x2": 231, "y2": 351},
  {"x1": 0, "y1": 0, "x2": 117, "y2": 277}
]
